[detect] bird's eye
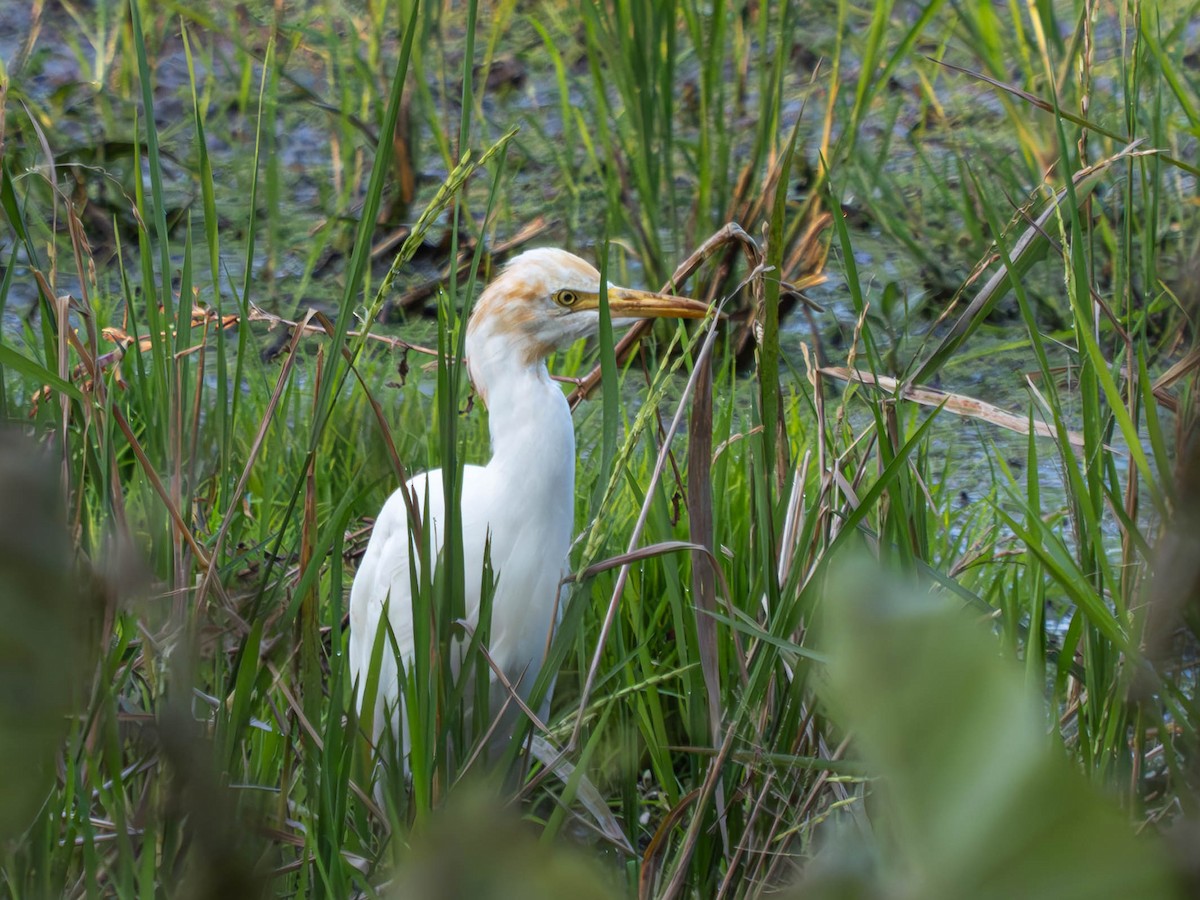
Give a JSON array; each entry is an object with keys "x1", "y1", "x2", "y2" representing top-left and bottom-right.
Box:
[{"x1": 554, "y1": 289, "x2": 579, "y2": 308}]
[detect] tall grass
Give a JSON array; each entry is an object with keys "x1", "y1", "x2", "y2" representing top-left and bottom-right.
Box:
[{"x1": 0, "y1": 0, "x2": 1197, "y2": 896}]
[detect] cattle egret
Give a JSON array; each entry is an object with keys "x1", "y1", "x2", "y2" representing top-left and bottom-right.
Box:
[{"x1": 349, "y1": 248, "x2": 709, "y2": 772}]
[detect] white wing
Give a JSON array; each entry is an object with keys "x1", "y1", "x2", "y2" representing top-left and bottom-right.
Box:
[{"x1": 348, "y1": 465, "x2": 491, "y2": 755}]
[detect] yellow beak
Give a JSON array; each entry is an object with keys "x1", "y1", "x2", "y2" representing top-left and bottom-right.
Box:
[{"x1": 576, "y1": 287, "x2": 712, "y2": 320}]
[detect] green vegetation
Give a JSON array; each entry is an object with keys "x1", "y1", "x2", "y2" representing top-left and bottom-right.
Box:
[{"x1": 1, "y1": 0, "x2": 1196, "y2": 896}]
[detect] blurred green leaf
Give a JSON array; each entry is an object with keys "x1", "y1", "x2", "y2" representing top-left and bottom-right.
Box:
[
  {"x1": 805, "y1": 561, "x2": 1178, "y2": 900},
  {"x1": 389, "y1": 792, "x2": 621, "y2": 900},
  {"x1": 0, "y1": 429, "x2": 91, "y2": 840}
]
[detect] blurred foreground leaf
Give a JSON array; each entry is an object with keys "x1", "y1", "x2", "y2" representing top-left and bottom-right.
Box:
[
  {"x1": 805, "y1": 562, "x2": 1178, "y2": 900},
  {"x1": 0, "y1": 429, "x2": 89, "y2": 839},
  {"x1": 390, "y1": 792, "x2": 621, "y2": 900}
]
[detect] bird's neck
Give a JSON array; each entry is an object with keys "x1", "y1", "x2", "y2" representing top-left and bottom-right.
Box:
[
  {"x1": 467, "y1": 331, "x2": 576, "y2": 489},
  {"x1": 484, "y1": 362, "x2": 574, "y2": 465}
]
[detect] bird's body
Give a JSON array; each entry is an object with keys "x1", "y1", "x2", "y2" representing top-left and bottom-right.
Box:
[{"x1": 348, "y1": 248, "x2": 707, "y2": 768}]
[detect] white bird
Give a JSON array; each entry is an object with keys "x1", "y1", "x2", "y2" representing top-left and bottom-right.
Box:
[{"x1": 349, "y1": 247, "x2": 709, "y2": 772}]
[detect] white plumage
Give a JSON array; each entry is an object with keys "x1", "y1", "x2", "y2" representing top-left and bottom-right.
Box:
[{"x1": 348, "y1": 248, "x2": 708, "y2": 771}]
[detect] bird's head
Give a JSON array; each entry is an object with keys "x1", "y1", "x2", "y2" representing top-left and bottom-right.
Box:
[{"x1": 465, "y1": 248, "x2": 710, "y2": 390}]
